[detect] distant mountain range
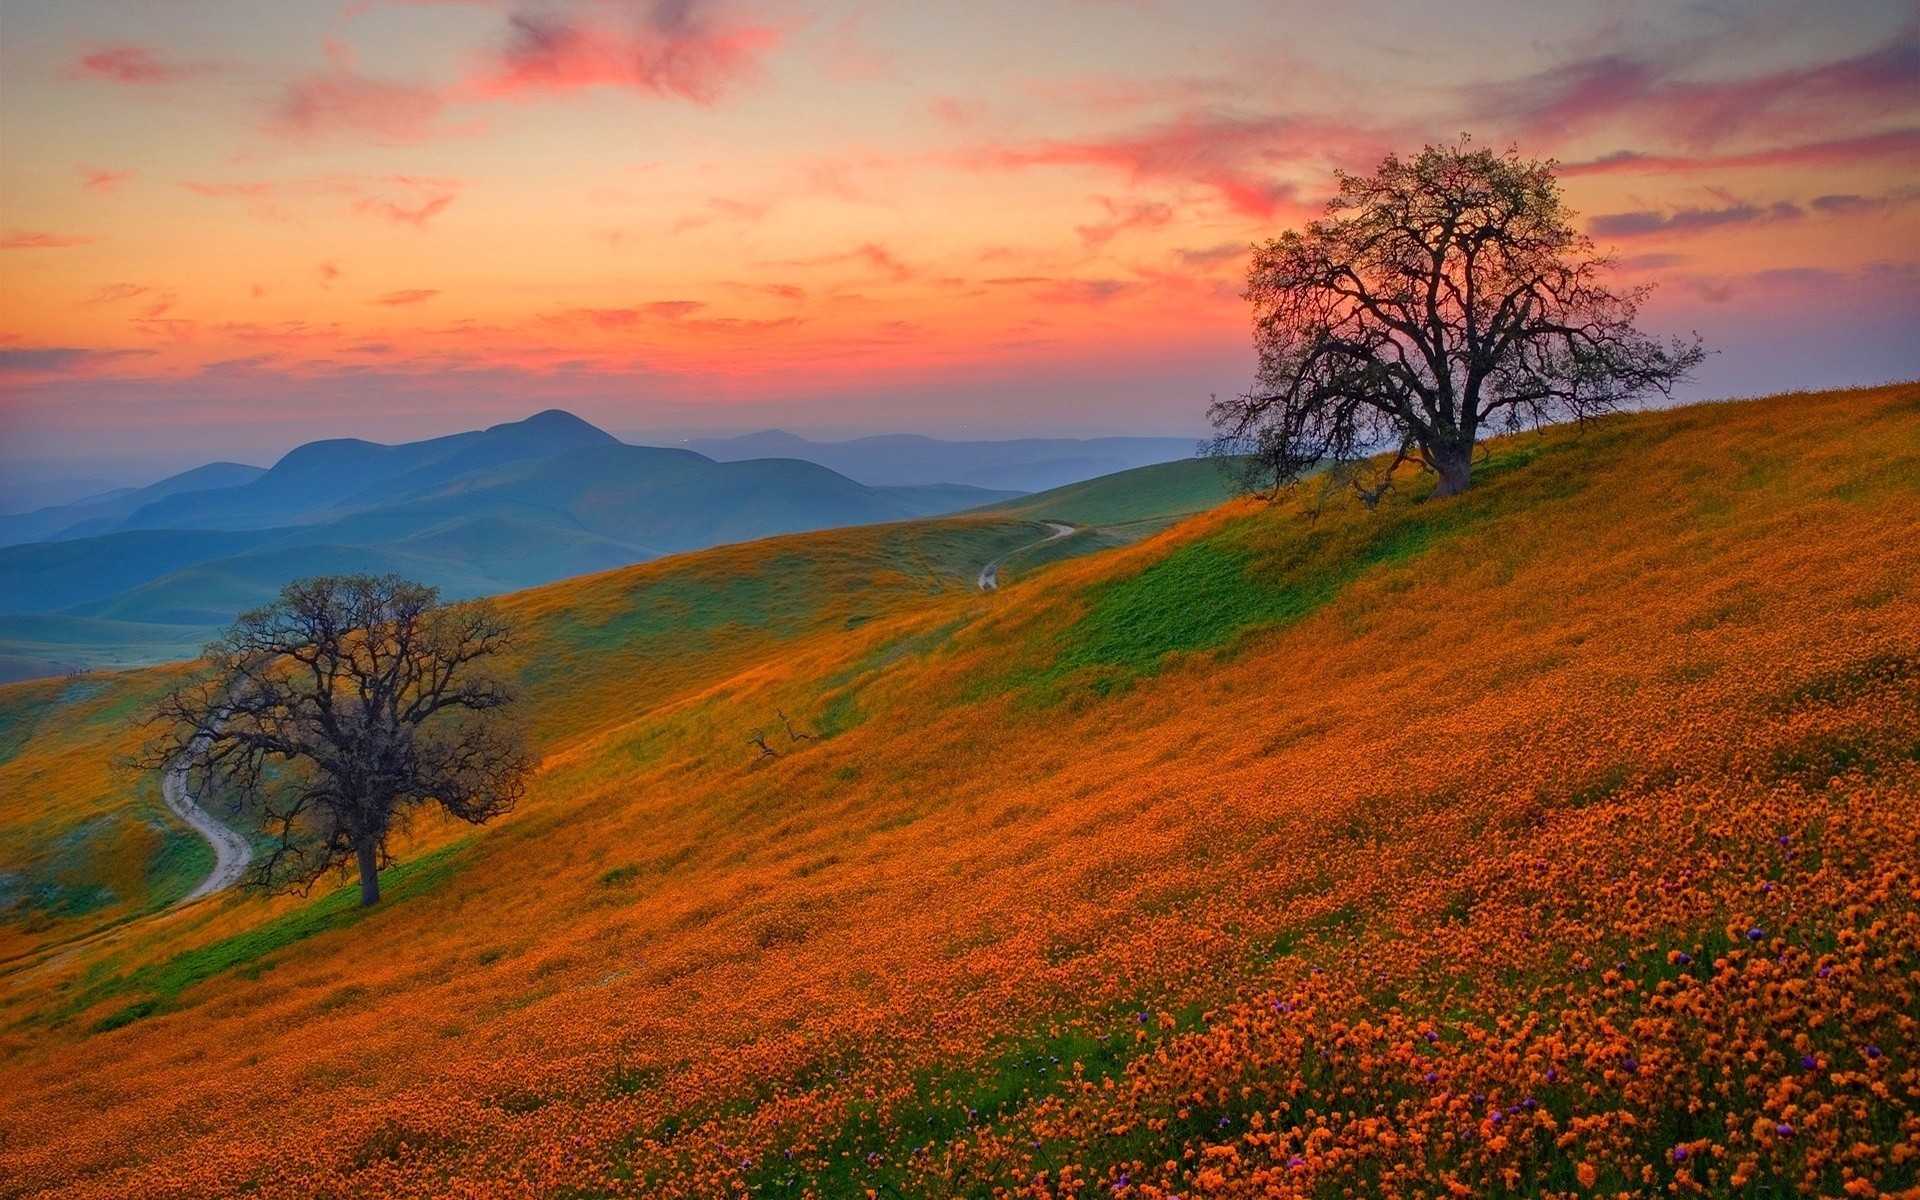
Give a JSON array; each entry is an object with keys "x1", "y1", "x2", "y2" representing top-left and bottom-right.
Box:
[
  {"x1": 0, "y1": 411, "x2": 1039, "y2": 680},
  {"x1": 679, "y1": 431, "x2": 1200, "y2": 493}
]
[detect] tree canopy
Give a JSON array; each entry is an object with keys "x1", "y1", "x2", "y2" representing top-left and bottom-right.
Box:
[
  {"x1": 152, "y1": 574, "x2": 529, "y2": 906},
  {"x1": 1209, "y1": 139, "x2": 1704, "y2": 501}
]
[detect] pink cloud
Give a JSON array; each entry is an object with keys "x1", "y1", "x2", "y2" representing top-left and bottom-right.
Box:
[
  {"x1": 468, "y1": 0, "x2": 781, "y2": 105},
  {"x1": 372, "y1": 289, "x2": 441, "y2": 306},
  {"x1": 272, "y1": 41, "x2": 455, "y2": 143},
  {"x1": 81, "y1": 168, "x2": 133, "y2": 194},
  {"x1": 67, "y1": 45, "x2": 204, "y2": 86},
  {"x1": 1, "y1": 231, "x2": 97, "y2": 249},
  {"x1": 557, "y1": 301, "x2": 709, "y2": 330},
  {"x1": 75, "y1": 283, "x2": 179, "y2": 319},
  {"x1": 645, "y1": 300, "x2": 706, "y2": 320},
  {"x1": 776, "y1": 242, "x2": 914, "y2": 282},
  {"x1": 1589, "y1": 186, "x2": 1920, "y2": 239},
  {"x1": 969, "y1": 111, "x2": 1370, "y2": 219},
  {"x1": 182, "y1": 181, "x2": 275, "y2": 200},
  {"x1": 354, "y1": 193, "x2": 458, "y2": 229},
  {"x1": 1560, "y1": 129, "x2": 1920, "y2": 176},
  {"x1": 1589, "y1": 198, "x2": 1803, "y2": 239},
  {"x1": 1076, "y1": 198, "x2": 1174, "y2": 248},
  {"x1": 84, "y1": 283, "x2": 150, "y2": 305},
  {"x1": 1474, "y1": 30, "x2": 1920, "y2": 153}
]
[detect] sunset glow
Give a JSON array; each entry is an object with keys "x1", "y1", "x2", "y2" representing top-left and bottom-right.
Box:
[{"x1": 2, "y1": 1, "x2": 1916, "y2": 461}]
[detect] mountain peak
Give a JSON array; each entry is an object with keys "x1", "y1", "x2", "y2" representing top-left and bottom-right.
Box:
[{"x1": 490, "y1": 410, "x2": 618, "y2": 443}]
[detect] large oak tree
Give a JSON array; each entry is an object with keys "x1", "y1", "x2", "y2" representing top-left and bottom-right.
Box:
[
  {"x1": 1209, "y1": 140, "x2": 1704, "y2": 500},
  {"x1": 153, "y1": 574, "x2": 530, "y2": 906}
]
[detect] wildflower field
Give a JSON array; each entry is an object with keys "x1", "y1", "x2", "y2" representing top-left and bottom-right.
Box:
[{"x1": 0, "y1": 384, "x2": 1915, "y2": 1199}]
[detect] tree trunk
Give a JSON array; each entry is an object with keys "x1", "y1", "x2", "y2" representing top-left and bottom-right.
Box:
[
  {"x1": 1429, "y1": 444, "x2": 1473, "y2": 499},
  {"x1": 356, "y1": 838, "x2": 381, "y2": 906}
]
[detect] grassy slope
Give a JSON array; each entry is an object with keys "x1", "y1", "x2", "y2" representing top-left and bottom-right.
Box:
[
  {"x1": 0, "y1": 515, "x2": 1055, "y2": 961},
  {"x1": 972, "y1": 455, "x2": 1242, "y2": 583},
  {"x1": 0, "y1": 387, "x2": 1915, "y2": 1199}
]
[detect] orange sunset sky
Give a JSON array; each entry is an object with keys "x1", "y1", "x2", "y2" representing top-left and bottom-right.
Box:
[{"x1": 1, "y1": 0, "x2": 1917, "y2": 466}]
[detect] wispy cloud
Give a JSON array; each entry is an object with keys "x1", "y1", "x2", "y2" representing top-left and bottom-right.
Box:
[
  {"x1": 1590, "y1": 200, "x2": 1802, "y2": 238},
  {"x1": 355, "y1": 193, "x2": 458, "y2": 229},
  {"x1": 1076, "y1": 199, "x2": 1174, "y2": 248},
  {"x1": 371, "y1": 289, "x2": 442, "y2": 306},
  {"x1": 1473, "y1": 29, "x2": 1920, "y2": 152},
  {"x1": 2, "y1": 231, "x2": 97, "y2": 249},
  {"x1": 272, "y1": 40, "x2": 458, "y2": 143},
  {"x1": 1591, "y1": 186, "x2": 1920, "y2": 238},
  {"x1": 80, "y1": 168, "x2": 133, "y2": 194},
  {"x1": 1561, "y1": 129, "x2": 1920, "y2": 176},
  {"x1": 469, "y1": 0, "x2": 782, "y2": 105},
  {"x1": 967, "y1": 110, "x2": 1372, "y2": 218},
  {"x1": 66, "y1": 45, "x2": 209, "y2": 86}
]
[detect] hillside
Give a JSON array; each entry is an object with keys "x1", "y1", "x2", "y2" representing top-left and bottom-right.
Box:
[
  {"x1": 685, "y1": 430, "x2": 1200, "y2": 492},
  {"x1": 0, "y1": 415, "x2": 1020, "y2": 680},
  {"x1": 971, "y1": 455, "x2": 1243, "y2": 583},
  {"x1": 0, "y1": 385, "x2": 1915, "y2": 1199},
  {"x1": 0, "y1": 462, "x2": 266, "y2": 548}
]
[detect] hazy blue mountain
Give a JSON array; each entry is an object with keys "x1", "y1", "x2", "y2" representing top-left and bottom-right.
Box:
[
  {"x1": 0, "y1": 461, "x2": 267, "y2": 547},
  {"x1": 117, "y1": 410, "x2": 618, "y2": 534},
  {"x1": 0, "y1": 415, "x2": 1022, "y2": 678},
  {"x1": 681, "y1": 430, "x2": 1199, "y2": 492}
]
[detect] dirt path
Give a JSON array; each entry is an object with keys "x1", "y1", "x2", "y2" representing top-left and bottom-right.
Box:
[
  {"x1": 163, "y1": 728, "x2": 252, "y2": 902},
  {"x1": 0, "y1": 736, "x2": 248, "y2": 982},
  {"x1": 978, "y1": 522, "x2": 1075, "y2": 591}
]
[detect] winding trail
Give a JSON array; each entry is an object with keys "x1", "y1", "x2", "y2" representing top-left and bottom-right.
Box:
[
  {"x1": 163, "y1": 728, "x2": 253, "y2": 903},
  {"x1": 0, "y1": 733, "x2": 250, "y2": 982},
  {"x1": 978, "y1": 522, "x2": 1076, "y2": 591}
]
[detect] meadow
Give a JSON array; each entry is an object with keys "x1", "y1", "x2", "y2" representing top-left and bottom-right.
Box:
[{"x1": 0, "y1": 384, "x2": 1914, "y2": 1199}]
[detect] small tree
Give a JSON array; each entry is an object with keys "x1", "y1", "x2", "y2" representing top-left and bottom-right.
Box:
[
  {"x1": 1209, "y1": 139, "x2": 1703, "y2": 501},
  {"x1": 151, "y1": 574, "x2": 529, "y2": 906}
]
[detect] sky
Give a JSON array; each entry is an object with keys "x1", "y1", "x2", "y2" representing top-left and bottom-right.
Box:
[{"x1": 1, "y1": 0, "x2": 1917, "y2": 470}]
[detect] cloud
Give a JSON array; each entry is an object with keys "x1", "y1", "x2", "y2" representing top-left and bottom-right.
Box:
[
  {"x1": 987, "y1": 276, "x2": 1139, "y2": 306},
  {"x1": 272, "y1": 40, "x2": 456, "y2": 143},
  {"x1": 84, "y1": 283, "x2": 151, "y2": 305},
  {"x1": 1, "y1": 231, "x2": 97, "y2": 249},
  {"x1": 354, "y1": 193, "x2": 458, "y2": 228},
  {"x1": 80, "y1": 168, "x2": 133, "y2": 194},
  {"x1": 1474, "y1": 29, "x2": 1920, "y2": 153},
  {"x1": 560, "y1": 301, "x2": 708, "y2": 330},
  {"x1": 371, "y1": 289, "x2": 442, "y2": 306},
  {"x1": 180, "y1": 173, "x2": 464, "y2": 228},
  {"x1": 66, "y1": 45, "x2": 206, "y2": 86},
  {"x1": 1076, "y1": 199, "x2": 1174, "y2": 248},
  {"x1": 644, "y1": 300, "x2": 705, "y2": 320},
  {"x1": 469, "y1": 0, "x2": 782, "y2": 105},
  {"x1": 0, "y1": 347, "x2": 153, "y2": 374},
  {"x1": 1591, "y1": 186, "x2": 1920, "y2": 238},
  {"x1": 968, "y1": 110, "x2": 1364, "y2": 219},
  {"x1": 1589, "y1": 200, "x2": 1802, "y2": 238},
  {"x1": 1175, "y1": 241, "x2": 1247, "y2": 268},
  {"x1": 777, "y1": 242, "x2": 914, "y2": 282},
  {"x1": 1809, "y1": 187, "x2": 1920, "y2": 217},
  {"x1": 1560, "y1": 129, "x2": 1920, "y2": 176}
]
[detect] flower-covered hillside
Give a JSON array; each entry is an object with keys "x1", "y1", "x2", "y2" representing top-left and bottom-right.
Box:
[{"x1": 0, "y1": 384, "x2": 1915, "y2": 1199}]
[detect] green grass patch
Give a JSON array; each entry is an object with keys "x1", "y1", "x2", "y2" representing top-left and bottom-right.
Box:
[
  {"x1": 976, "y1": 457, "x2": 1236, "y2": 528},
  {"x1": 741, "y1": 1005, "x2": 1202, "y2": 1198},
  {"x1": 79, "y1": 839, "x2": 472, "y2": 1033}
]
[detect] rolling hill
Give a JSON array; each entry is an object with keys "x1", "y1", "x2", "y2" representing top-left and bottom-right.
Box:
[
  {"x1": 0, "y1": 413, "x2": 1022, "y2": 680},
  {"x1": 0, "y1": 461, "x2": 267, "y2": 547},
  {"x1": 0, "y1": 385, "x2": 1914, "y2": 1199},
  {"x1": 685, "y1": 429, "x2": 1201, "y2": 492}
]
